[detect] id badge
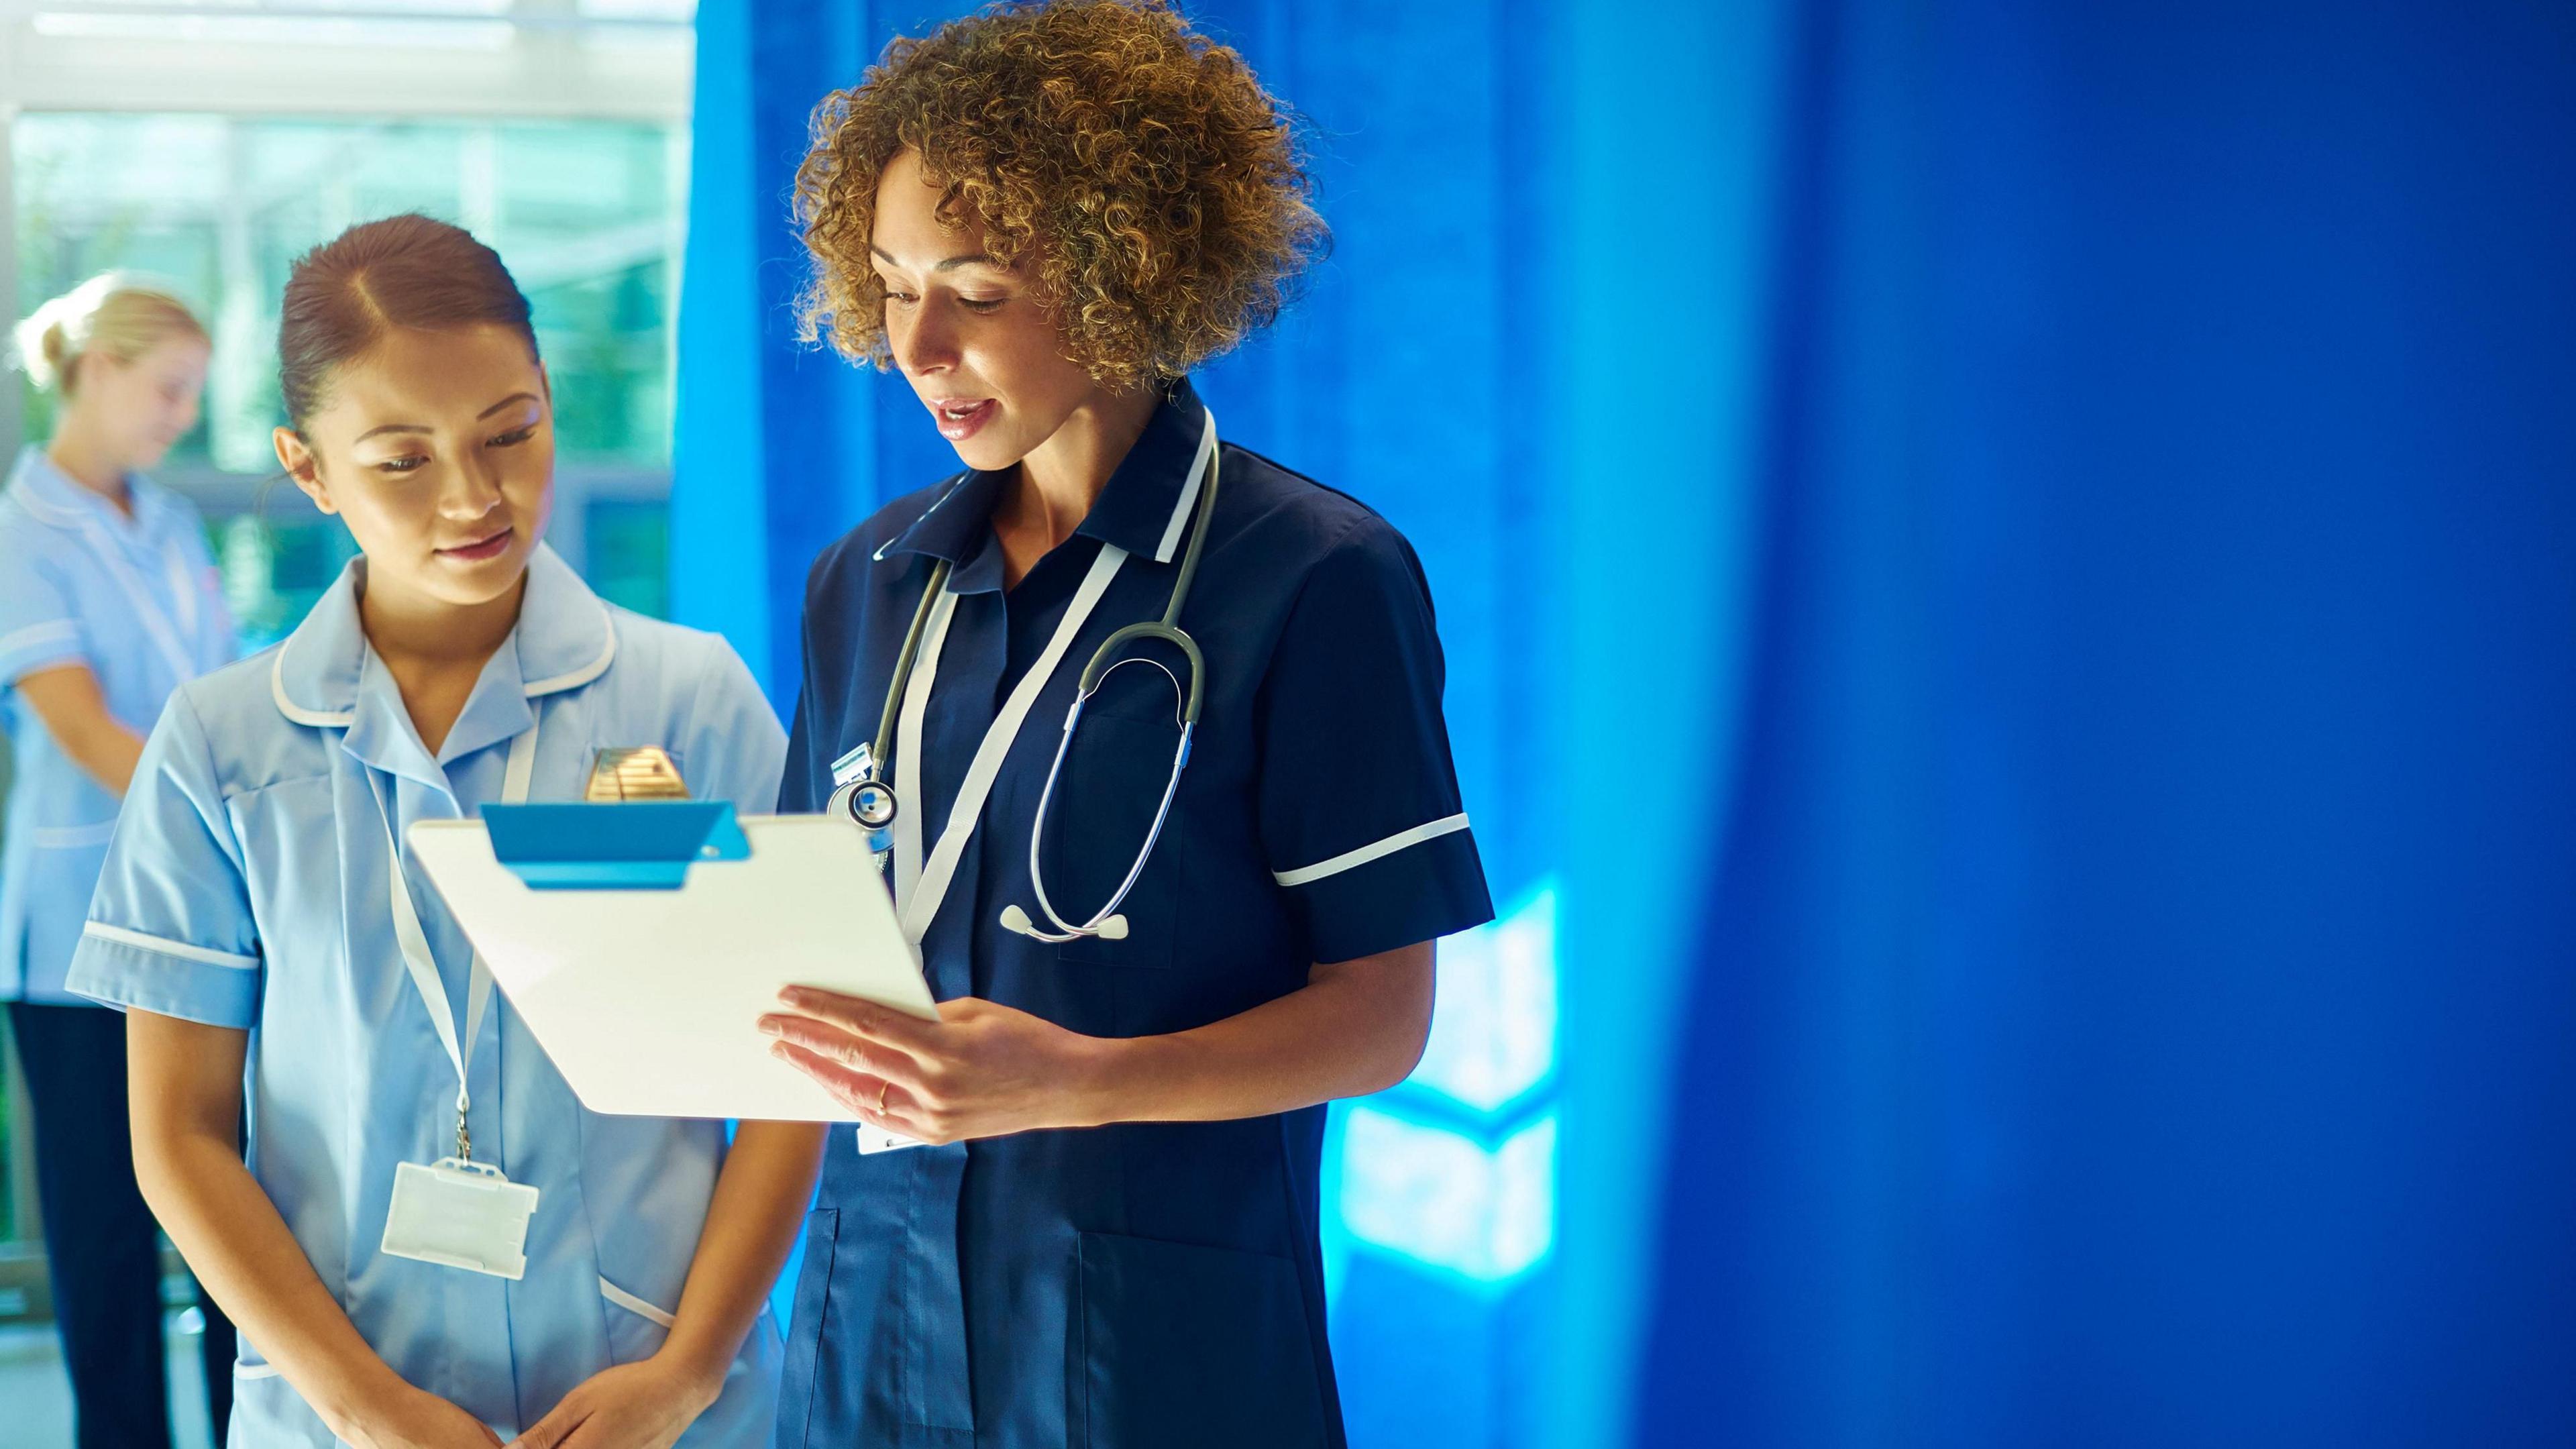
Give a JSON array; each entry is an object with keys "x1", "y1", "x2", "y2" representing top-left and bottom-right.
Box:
[
  {"x1": 855, "y1": 1124, "x2": 924, "y2": 1155},
  {"x1": 381, "y1": 1159, "x2": 541, "y2": 1279}
]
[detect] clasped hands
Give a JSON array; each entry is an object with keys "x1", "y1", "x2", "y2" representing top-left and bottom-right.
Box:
[{"x1": 759, "y1": 987, "x2": 1112, "y2": 1143}]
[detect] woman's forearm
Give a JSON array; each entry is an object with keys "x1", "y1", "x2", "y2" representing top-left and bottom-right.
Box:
[
  {"x1": 127, "y1": 1018, "x2": 411, "y2": 1437},
  {"x1": 653, "y1": 1120, "x2": 828, "y2": 1397},
  {"x1": 1079, "y1": 941, "x2": 1436, "y2": 1126},
  {"x1": 18, "y1": 662, "x2": 147, "y2": 795}
]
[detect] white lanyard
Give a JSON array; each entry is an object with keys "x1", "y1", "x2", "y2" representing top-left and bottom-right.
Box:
[
  {"x1": 380, "y1": 722, "x2": 539, "y2": 1161},
  {"x1": 74, "y1": 513, "x2": 199, "y2": 684},
  {"x1": 893, "y1": 542, "x2": 1130, "y2": 946}
]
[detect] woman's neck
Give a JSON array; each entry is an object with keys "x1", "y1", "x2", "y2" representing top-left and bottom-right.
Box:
[
  {"x1": 996, "y1": 388, "x2": 1161, "y2": 584},
  {"x1": 44, "y1": 425, "x2": 134, "y2": 520},
  {"x1": 358, "y1": 566, "x2": 527, "y2": 755}
]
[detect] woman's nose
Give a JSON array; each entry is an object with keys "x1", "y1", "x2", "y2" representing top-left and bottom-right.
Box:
[
  {"x1": 893, "y1": 307, "x2": 957, "y2": 376},
  {"x1": 441, "y1": 450, "x2": 508, "y2": 517}
]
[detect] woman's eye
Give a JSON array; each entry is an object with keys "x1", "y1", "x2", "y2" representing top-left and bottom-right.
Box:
[
  {"x1": 488, "y1": 425, "x2": 537, "y2": 448},
  {"x1": 959, "y1": 297, "x2": 1006, "y2": 313},
  {"x1": 376, "y1": 456, "x2": 427, "y2": 475}
]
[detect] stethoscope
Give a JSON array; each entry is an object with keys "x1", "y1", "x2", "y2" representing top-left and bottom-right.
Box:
[{"x1": 828, "y1": 409, "x2": 1220, "y2": 944}]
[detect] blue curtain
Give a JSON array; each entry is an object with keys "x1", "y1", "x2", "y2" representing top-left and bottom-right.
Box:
[{"x1": 1619, "y1": 2, "x2": 2576, "y2": 1444}]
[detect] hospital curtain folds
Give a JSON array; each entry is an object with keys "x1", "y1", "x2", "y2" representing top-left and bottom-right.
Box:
[
  {"x1": 675, "y1": 3, "x2": 1568, "y2": 1446},
  {"x1": 1622, "y1": 1, "x2": 2576, "y2": 1446}
]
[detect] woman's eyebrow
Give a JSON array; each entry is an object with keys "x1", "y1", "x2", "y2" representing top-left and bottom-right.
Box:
[
  {"x1": 351, "y1": 392, "x2": 540, "y2": 444},
  {"x1": 870, "y1": 244, "x2": 1002, "y2": 272}
]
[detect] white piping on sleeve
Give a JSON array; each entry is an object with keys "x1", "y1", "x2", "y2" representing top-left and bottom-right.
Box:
[
  {"x1": 0, "y1": 619, "x2": 80, "y2": 659},
  {"x1": 1273, "y1": 812, "x2": 1472, "y2": 889},
  {"x1": 80, "y1": 920, "x2": 260, "y2": 971}
]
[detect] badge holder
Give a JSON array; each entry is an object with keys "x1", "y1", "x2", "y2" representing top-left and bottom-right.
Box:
[{"x1": 383, "y1": 1157, "x2": 541, "y2": 1279}]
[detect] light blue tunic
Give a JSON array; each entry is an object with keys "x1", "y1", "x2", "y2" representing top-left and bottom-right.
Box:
[
  {"x1": 66, "y1": 544, "x2": 789, "y2": 1446},
  {"x1": 0, "y1": 445, "x2": 233, "y2": 1004}
]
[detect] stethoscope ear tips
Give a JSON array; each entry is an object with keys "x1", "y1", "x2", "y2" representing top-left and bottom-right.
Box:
[{"x1": 998, "y1": 904, "x2": 1129, "y2": 941}]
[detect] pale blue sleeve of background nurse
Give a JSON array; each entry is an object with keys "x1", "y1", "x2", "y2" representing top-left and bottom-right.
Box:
[
  {"x1": 63, "y1": 687, "x2": 263, "y2": 1027},
  {"x1": 0, "y1": 522, "x2": 88, "y2": 685},
  {"x1": 680, "y1": 633, "x2": 789, "y2": 817}
]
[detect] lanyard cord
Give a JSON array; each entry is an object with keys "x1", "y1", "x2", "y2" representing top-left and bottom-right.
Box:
[
  {"x1": 1159, "y1": 419, "x2": 1220, "y2": 629},
  {"x1": 378, "y1": 721, "x2": 539, "y2": 1163},
  {"x1": 868, "y1": 557, "x2": 954, "y2": 790}
]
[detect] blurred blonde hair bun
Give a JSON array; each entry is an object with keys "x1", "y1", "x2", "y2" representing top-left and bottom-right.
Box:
[{"x1": 11, "y1": 272, "x2": 207, "y2": 397}]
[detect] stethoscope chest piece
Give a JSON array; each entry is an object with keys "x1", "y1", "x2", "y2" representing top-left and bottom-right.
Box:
[{"x1": 836, "y1": 776, "x2": 899, "y2": 833}]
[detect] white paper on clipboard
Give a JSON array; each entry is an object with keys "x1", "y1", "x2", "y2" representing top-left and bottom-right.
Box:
[{"x1": 407, "y1": 814, "x2": 938, "y2": 1124}]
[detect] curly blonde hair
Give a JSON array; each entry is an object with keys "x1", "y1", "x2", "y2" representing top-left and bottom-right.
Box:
[{"x1": 794, "y1": 0, "x2": 1328, "y2": 392}]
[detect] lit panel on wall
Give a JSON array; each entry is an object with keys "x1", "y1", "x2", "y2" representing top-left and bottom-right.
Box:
[
  {"x1": 1411, "y1": 883, "x2": 1558, "y2": 1114},
  {"x1": 1340, "y1": 1108, "x2": 1558, "y2": 1285}
]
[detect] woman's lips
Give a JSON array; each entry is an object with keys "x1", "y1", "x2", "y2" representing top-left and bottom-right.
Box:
[
  {"x1": 930, "y1": 398, "x2": 996, "y2": 441},
  {"x1": 439, "y1": 527, "x2": 515, "y2": 563}
]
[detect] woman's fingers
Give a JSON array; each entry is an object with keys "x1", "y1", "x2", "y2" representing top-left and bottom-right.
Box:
[
  {"x1": 756, "y1": 1014, "x2": 928, "y2": 1092},
  {"x1": 772, "y1": 987, "x2": 946, "y2": 1057},
  {"x1": 769, "y1": 1040, "x2": 927, "y2": 1133}
]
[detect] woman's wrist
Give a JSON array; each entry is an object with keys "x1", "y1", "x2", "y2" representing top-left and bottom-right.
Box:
[
  {"x1": 1067, "y1": 1030, "x2": 1163, "y2": 1128},
  {"x1": 313, "y1": 1360, "x2": 417, "y2": 1443},
  {"x1": 649, "y1": 1332, "x2": 734, "y2": 1413}
]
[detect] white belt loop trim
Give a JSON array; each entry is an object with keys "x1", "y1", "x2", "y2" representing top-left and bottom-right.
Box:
[
  {"x1": 598, "y1": 1276, "x2": 679, "y2": 1329},
  {"x1": 0, "y1": 619, "x2": 80, "y2": 658},
  {"x1": 30, "y1": 821, "x2": 116, "y2": 849},
  {"x1": 1273, "y1": 812, "x2": 1472, "y2": 889},
  {"x1": 80, "y1": 920, "x2": 259, "y2": 971},
  {"x1": 232, "y1": 1362, "x2": 282, "y2": 1381}
]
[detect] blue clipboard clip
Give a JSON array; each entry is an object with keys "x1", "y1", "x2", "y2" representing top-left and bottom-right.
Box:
[{"x1": 480, "y1": 802, "x2": 751, "y2": 891}]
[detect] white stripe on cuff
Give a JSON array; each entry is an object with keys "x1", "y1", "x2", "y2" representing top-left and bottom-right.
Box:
[
  {"x1": 1273, "y1": 812, "x2": 1472, "y2": 889},
  {"x1": 0, "y1": 619, "x2": 80, "y2": 659},
  {"x1": 80, "y1": 921, "x2": 259, "y2": 971},
  {"x1": 30, "y1": 821, "x2": 115, "y2": 849}
]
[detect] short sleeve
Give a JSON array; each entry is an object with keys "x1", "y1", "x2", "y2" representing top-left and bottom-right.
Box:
[
  {"x1": 1258, "y1": 518, "x2": 1495, "y2": 964},
  {"x1": 0, "y1": 525, "x2": 87, "y2": 684},
  {"x1": 776, "y1": 545, "x2": 843, "y2": 815},
  {"x1": 64, "y1": 688, "x2": 263, "y2": 1026},
  {"x1": 680, "y1": 634, "x2": 789, "y2": 816}
]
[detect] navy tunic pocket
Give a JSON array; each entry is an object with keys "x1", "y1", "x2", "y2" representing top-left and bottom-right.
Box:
[
  {"x1": 1072, "y1": 1230, "x2": 1330, "y2": 1449},
  {"x1": 775, "y1": 1207, "x2": 840, "y2": 1448}
]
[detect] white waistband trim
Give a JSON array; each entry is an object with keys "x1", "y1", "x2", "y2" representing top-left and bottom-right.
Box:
[{"x1": 598, "y1": 1275, "x2": 678, "y2": 1329}]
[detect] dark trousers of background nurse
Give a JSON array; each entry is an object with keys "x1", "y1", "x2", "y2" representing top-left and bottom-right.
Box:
[{"x1": 10, "y1": 1002, "x2": 235, "y2": 1449}]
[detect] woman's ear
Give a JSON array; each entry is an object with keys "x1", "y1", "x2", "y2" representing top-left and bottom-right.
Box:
[{"x1": 272, "y1": 427, "x2": 337, "y2": 516}]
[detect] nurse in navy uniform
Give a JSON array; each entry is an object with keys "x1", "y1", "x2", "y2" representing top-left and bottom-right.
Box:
[{"x1": 757, "y1": 3, "x2": 1494, "y2": 1446}]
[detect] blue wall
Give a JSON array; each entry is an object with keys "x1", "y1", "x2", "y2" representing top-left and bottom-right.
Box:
[{"x1": 1625, "y1": 1, "x2": 2576, "y2": 1444}]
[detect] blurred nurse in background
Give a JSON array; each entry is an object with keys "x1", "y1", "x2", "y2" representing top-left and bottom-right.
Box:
[{"x1": 1, "y1": 274, "x2": 237, "y2": 1448}]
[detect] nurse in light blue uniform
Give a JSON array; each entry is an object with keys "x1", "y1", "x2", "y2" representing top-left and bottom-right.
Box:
[
  {"x1": 3, "y1": 274, "x2": 237, "y2": 1449},
  {"x1": 0, "y1": 444, "x2": 233, "y2": 1002},
  {"x1": 66, "y1": 216, "x2": 824, "y2": 1449}
]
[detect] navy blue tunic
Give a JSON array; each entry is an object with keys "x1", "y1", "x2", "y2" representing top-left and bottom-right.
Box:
[{"x1": 773, "y1": 380, "x2": 1493, "y2": 1448}]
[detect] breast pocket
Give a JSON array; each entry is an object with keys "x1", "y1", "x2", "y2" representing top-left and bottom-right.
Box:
[{"x1": 1039, "y1": 690, "x2": 1189, "y2": 970}]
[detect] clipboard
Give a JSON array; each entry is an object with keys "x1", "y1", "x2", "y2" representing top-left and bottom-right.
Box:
[{"x1": 407, "y1": 806, "x2": 937, "y2": 1123}]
